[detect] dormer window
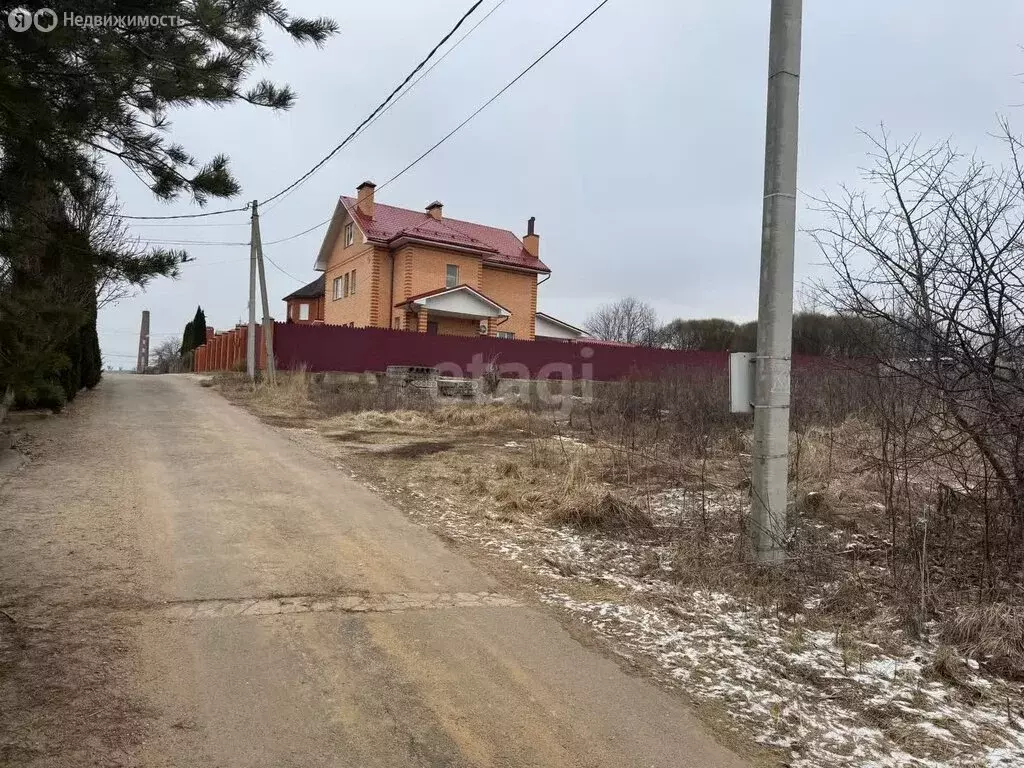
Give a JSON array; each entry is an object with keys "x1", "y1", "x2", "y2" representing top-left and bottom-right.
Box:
[{"x1": 344, "y1": 222, "x2": 354, "y2": 247}]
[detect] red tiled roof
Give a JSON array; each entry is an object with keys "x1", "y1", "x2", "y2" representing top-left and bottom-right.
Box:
[{"x1": 340, "y1": 196, "x2": 550, "y2": 273}]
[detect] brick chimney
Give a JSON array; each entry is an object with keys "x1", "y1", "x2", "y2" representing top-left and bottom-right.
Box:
[
  {"x1": 426, "y1": 201, "x2": 443, "y2": 220},
  {"x1": 523, "y1": 216, "x2": 539, "y2": 258},
  {"x1": 356, "y1": 181, "x2": 375, "y2": 217}
]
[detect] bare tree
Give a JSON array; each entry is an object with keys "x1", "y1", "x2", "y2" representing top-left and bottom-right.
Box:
[
  {"x1": 63, "y1": 171, "x2": 187, "y2": 309},
  {"x1": 811, "y1": 124, "x2": 1024, "y2": 585},
  {"x1": 150, "y1": 338, "x2": 184, "y2": 374},
  {"x1": 584, "y1": 297, "x2": 660, "y2": 345}
]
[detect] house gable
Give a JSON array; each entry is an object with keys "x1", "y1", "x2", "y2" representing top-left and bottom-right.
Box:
[
  {"x1": 398, "y1": 285, "x2": 511, "y2": 318},
  {"x1": 314, "y1": 200, "x2": 367, "y2": 272},
  {"x1": 536, "y1": 312, "x2": 586, "y2": 340}
]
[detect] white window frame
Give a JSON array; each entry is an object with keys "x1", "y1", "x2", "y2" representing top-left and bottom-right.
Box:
[
  {"x1": 299, "y1": 303, "x2": 310, "y2": 321},
  {"x1": 344, "y1": 222, "x2": 354, "y2": 247},
  {"x1": 349, "y1": 269, "x2": 356, "y2": 295},
  {"x1": 343, "y1": 272, "x2": 350, "y2": 297},
  {"x1": 333, "y1": 276, "x2": 343, "y2": 300},
  {"x1": 445, "y1": 264, "x2": 459, "y2": 289},
  {"x1": 496, "y1": 331, "x2": 515, "y2": 340}
]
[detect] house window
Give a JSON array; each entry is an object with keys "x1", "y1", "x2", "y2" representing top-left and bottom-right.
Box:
[
  {"x1": 333, "y1": 276, "x2": 343, "y2": 300},
  {"x1": 349, "y1": 269, "x2": 356, "y2": 295},
  {"x1": 299, "y1": 303, "x2": 310, "y2": 321},
  {"x1": 344, "y1": 222, "x2": 354, "y2": 247},
  {"x1": 445, "y1": 264, "x2": 459, "y2": 288},
  {"x1": 343, "y1": 272, "x2": 350, "y2": 297},
  {"x1": 496, "y1": 331, "x2": 515, "y2": 340}
]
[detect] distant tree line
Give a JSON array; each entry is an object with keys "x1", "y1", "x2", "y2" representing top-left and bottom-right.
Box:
[{"x1": 584, "y1": 298, "x2": 880, "y2": 357}]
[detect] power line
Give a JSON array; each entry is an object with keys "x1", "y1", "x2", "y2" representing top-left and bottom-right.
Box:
[
  {"x1": 262, "y1": 217, "x2": 332, "y2": 246},
  {"x1": 137, "y1": 238, "x2": 249, "y2": 246},
  {"x1": 379, "y1": 0, "x2": 613, "y2": 193},
  {"x1": 127, "y1": 220, "x2": 250, "y2": 229},
  {"x1": 102, "y1": 0, "x2": 501, "y2": 225},
  {"x1": 264, "y1": 253, "x2": 303, "y2": 283},
  {"x1": 340, "y1": 0, "x2": 511, "y2": 154},
  {"x1": 99, "y1": 329, "x2": 181, "y2": 336},
  {"x1": 261, "y1": 0, "x2": 485, "y2": 209},
  {"x1": 112, "y1": 204, "x2": 251, "y2": 221},
  {"x1": 106, "y1": 0, "x2": 606, "y2": 294},
  {"x1": 258, "y1": 0, "x2": 611, "y2": 250}
]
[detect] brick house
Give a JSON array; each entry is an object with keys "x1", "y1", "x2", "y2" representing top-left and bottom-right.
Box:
[
  {"x1": 303, "y1": 181, "x2": 558, "y2": 340},
  {"x1": 283, "y1": 275, "x2": 325, "y2": 324}
]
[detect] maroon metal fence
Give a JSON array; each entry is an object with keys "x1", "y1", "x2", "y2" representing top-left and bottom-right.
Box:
[{"x1": 263, "y1": 322, "x2": 727, "y2": 381}]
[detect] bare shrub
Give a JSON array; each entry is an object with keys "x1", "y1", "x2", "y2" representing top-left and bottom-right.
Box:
[
  {"x1": 480, "y1": 355, "x2": 502, "y2": 395},
  {"x1": 150, "y1": 339, "x2": 184, "y2": 374},
  {"x1": 812, "y1": 126, "x2": 1024, "y2": 597},
  {"x1": 580, "y1": 367, "x2": 744, "y2": 491}
]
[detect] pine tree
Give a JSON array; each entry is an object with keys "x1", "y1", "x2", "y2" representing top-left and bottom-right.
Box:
[
  {"x1": 0, "y1": 2, "x2": 338, "y2": 402},
  {"x1": 0, "y1": 2, "x2": 338, "y2": 204},
  {"x1": 191, "y1": 307, "x2": 208, "y2": 352},
  {"x1": 182, "y1": 320, "x2": 196, "y2": 356}
]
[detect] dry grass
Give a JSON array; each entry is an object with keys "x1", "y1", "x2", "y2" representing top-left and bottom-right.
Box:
[
  {"x1": 340, "y1": 409, "x2": 431, "y2": 432},
  {"x1": 431, "y1": 403, "x2": 553, "y2": 434},
  {"x1": 213, "y1": 367, "x2": 1024, "y2": 765},
  {"x1": 548, "y1": 489, "x2": 655, "y2": 535},
  {"x1": 320, "y1": 403, "x2": 554, "y2": 438},
  {"x1": 217, "y1": 369, "x2": 1024, "y2": 687},
  {"x1": 941, "y1": 603, "x2": 1024, "y2": 680},
  {"x1": 926, "y1": 644, "x2": 972, "y2": 688},
  {"x1": 494, "y1": 457, "x2": 523, "y2": 479},
  {"x1": 790, "y1": 417, "x2": 882, "y2": 513}
]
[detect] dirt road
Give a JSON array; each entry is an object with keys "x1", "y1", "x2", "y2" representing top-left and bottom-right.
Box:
[{"x1": 0, "y1": 374, "x2": 748, "y2": 768}]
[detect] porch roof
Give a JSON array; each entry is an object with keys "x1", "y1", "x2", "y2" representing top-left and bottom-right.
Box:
[{"x1": 396, "y1": 284, "x2": 511, "y2": 319}]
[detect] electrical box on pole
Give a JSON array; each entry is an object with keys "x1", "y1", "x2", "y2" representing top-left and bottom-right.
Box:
[{"x1": 729, "y1": 352, "x2": 756, "y2": 414}]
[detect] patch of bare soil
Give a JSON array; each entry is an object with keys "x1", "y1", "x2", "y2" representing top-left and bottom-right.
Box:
[
  {"x1": 381, "y1": 440, "x2": 459, "y2": 458},
  {"x1": 0, "y1": 611, "x2": 154, "y2": 767},
  {"x1": 0, "y1": 397, "x2": 155, "y2": 767}
]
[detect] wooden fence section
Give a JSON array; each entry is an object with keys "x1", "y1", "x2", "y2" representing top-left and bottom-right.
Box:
[
  {"x1": 194, "y1": 325, "x2": 265, "y2": 374},
  {"x1": 193, "y1": 322, "x2": 727, "y2": 381}
]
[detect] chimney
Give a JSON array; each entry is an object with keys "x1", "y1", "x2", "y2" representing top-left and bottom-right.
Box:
[
  {"x1": 356, "y1": 180, "x2": 375, "y2": 217},
  {"x1": 426, "y1": 201, "x2": 443, "y2": 220},
  {"x1": 523, "y1": 216, "x2": 539, "y2": 258}
]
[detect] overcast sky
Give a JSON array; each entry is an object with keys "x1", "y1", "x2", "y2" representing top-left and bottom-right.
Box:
[{"x1": 99, "y1": 0, "x2": 1024, "y2": 367}]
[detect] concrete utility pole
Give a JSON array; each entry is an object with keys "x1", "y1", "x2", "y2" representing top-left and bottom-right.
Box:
[
  {"x1": 136, "y1": 310, "x2": 150, "y2": 374},
  {"x1": 246, "y1": 202, "x2": 257, "y2": 382},
  {"x1": 750, "y1": 0, "x2": 802, "y2": 563},
  {"x1": 251, "y1": 200, "x2": 277, "y2": 385}
]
